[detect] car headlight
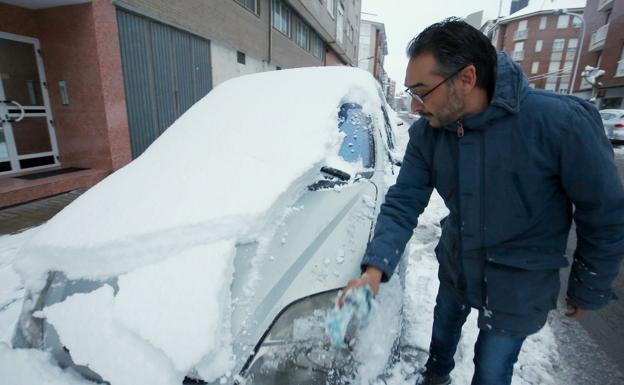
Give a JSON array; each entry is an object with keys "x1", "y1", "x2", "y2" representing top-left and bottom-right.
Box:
[
  {"x1": 12, "y1": 274, "x2": 55, "y2": 349},
  {"x1": 241, "y1": 289, "x2": 359, "y2": 385}
]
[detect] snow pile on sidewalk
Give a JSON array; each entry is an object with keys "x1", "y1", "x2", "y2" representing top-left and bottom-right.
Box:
[{"x1": 9, "y1": 67, "x2": 387, "y2": 385}]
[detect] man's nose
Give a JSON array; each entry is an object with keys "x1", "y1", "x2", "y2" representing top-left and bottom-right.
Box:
[{"x1": 411, "y1": 98, "x2": 424, "y2": 114}]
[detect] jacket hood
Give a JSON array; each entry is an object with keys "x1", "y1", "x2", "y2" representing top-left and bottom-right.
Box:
[{"x1": 461, "y1": 51, "x2": 529, "y2": 129}]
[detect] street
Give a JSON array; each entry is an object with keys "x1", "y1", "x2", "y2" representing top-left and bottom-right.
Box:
[{"x1": 557, "y1": 144, "x2": 624, "y2": 384}]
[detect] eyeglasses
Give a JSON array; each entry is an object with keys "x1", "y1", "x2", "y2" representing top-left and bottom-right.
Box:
[{"x1": 404, "y1": 65, "x2": 469, "y2": 104}]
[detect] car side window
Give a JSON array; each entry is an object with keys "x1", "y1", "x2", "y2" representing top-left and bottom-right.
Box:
[{"x1": 338, "y1": 103, "x2": 375, "y2": 169}]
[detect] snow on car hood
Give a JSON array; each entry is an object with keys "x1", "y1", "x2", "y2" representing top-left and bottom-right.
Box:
[
  {"x1": 14, "y1": 67, "x2": 384, "y2": 385},
  {"x1": 16, "y1": 66, "x2": 383, "y2": 281}
]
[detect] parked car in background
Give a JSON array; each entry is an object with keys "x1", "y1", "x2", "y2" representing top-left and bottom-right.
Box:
[
  {"x1": 600, "y1": 109, "x2": 624, "y2": 143},
  {"x1": 12, "y1": 67, "x2": 404, "y2": 385}
]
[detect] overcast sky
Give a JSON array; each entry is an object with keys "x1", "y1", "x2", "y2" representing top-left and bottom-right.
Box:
[{"x1": 361, "y1": 0, "x2": 519, "y2": 88}]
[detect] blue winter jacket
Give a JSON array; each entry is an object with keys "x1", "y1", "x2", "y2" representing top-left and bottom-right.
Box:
[{"x1": 362, "y1": 52, "x2": 624, "y2": 335}]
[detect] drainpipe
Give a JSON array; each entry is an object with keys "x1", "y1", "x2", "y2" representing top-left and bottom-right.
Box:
[{"x1": 268, "y1": 0, "x2": 272, "y2": 66}]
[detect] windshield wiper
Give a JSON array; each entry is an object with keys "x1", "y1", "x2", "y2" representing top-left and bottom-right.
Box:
[{"x1": 320, "y1": 166, "x2": 350, "y2": 181}]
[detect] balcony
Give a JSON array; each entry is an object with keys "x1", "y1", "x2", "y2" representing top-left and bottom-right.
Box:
[
  {"x1": 589, "y1": 23, "x2": 609, "y2": 52},
  {"x1": 512, "y1": 50, "x2": 525, "y2": 61},
  {"x1": 598, "y1": 0, "x2": 614, "y2": 12},
  {"x1": 514, "y1": 29, "x2": 528, "y2": 41}
]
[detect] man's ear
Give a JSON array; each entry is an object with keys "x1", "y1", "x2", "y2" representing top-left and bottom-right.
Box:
[{"x1": 459, "y1": 64, "x2": 478, "y2": 92}]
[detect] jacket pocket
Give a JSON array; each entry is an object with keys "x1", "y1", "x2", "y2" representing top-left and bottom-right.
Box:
[{"x1": 484, "y1": 251, "x2": 567, "y2": 316}]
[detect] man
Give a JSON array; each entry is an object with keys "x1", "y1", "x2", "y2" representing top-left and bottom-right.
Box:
[{"x1": 341, "y1": 18, "x2": 624, "y2": 385}]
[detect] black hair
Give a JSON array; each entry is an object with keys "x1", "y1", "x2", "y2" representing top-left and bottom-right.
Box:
[{"x1": 406, "y1": 17, "x2": 497, "y2": 101}]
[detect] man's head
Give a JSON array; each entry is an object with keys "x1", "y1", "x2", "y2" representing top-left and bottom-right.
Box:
[{"x1": 404, "y1": 18, "x2": 497, "y2": 127}]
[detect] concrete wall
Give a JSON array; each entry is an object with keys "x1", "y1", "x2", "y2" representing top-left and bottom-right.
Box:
[
  {"x1": 295, "y1": 0, "x2": 361, "y2": 64},
  {"x1": 358, "y1": 23, "x2": 374, "y2": 73},
  {"x1": 271, "y1": 27, "x2": 325, "y2": 68},
  {"x1": 211, "y1": 40, "x2": 277, "y2": 87}
]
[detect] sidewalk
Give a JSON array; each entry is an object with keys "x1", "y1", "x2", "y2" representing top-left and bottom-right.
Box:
[{"x1": 0, "y1": 189, "x2": 85, "y2": 235}]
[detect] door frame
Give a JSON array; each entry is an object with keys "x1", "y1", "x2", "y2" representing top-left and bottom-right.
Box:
[{"x1": 0, "y1": 31, "x2": 60, "y2": 175}]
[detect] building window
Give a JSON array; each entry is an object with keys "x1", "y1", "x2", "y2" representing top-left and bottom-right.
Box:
[
  {"x1": 557, "y1": 15, "x2": 569, "y2": 29},
  {"x1": 513, "y1": 41, "x2": 524, "y2": 61},
  {"x1": 552, "y1": 38, "x2": 565, "y2": 52},
  {"x1": 515, "y1": 19, "x2": 528, "y2": 40},
  {"x1": 327, "y1": 0, "x2": 335, "y2": 17},
  {"x1": 293, "y1": 14, "x2": 310, "y2": 50},
  {"x1": 566, "y1": 38, "x2": 578, "y2": 61},
  {"x1": 346, "y1": 21, "x2": 352, "y2": 41},
  {"x1": 237, "y1": 51, "x2": 246, "y2": 64},
  {"x1": 272, "y1": 0, "x2": 290, "y2": 36},
  {"x1": 546, "y1": 60, "x2": 560, "y2": 91},
  {"x1": 518, "y1": 19, "x2": 527, "y2": 30},
  {"x1": 234, "y1": 0, "x2": 257, "y2": 13},
  {"x1": 572, "y1": 16, "x2": 582, "y2": 28},
  {"x1": 531, "y1": 61, "x2": 539, "y2": 74},
  {"x1": 539, "y1": 16, "x2": 547, "y2": 30},
  {"x1": 311, "y1": 33, "x2": 324, "y2": 59},
  {"x1": 616, "y1": 47, "x2": 624, "y2": 77},
  {"x1": 535, "y1": 39, "x2": 543, "y2": 52},
  {"x1": 336, "y1": 2, "x2": 344, "y2": 44}
]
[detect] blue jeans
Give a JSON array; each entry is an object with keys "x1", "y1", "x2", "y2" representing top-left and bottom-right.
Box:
[{"x1": 424, "y1": 284, "x2": 527, "y2": 385}]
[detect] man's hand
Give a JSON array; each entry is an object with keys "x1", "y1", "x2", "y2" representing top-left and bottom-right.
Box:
[
  {"x1": 338, "y1": 266, "x2": 383, "y2": 307},
  {"x1": 565, "y1": 298, "x2": 587, "y2": 318}
]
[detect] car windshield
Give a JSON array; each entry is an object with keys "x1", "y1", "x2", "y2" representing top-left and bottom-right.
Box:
[{"x1": 337, "y1": 103, "x2": 374, "y2": 168}]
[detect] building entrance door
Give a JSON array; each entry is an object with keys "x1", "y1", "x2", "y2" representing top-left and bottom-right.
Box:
[{"x1": 0, "y1": 31, "x2": 59, "y2": 175}]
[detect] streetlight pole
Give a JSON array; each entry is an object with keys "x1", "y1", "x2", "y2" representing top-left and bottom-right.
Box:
[{"x1": 561, "y1": 10, "x2": 585, "y2": 95}]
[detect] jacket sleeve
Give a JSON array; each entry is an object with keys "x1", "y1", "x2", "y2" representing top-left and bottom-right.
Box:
[
  {"x1": 361, "y1": 124, "x2": 434, "y2": 282},
  {"x1": 560, "y1": 100, "x2": 624, "y2": 309}
]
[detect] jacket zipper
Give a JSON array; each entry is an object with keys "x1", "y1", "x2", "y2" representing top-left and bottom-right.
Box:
[
  {"x1": 456, "y1": 120, "x2": 465, "y2": 292},
  {"x1": 480, "y1": 129, "x2": 488, "y2": 309},
  {"x1": 457, "y1": 120, "x2": 465, "y2": 137}
]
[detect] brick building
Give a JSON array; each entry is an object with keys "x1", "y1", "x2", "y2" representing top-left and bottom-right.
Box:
[
  {"x1": 0, "y1": 0, "x2": 361, "y2": 207},
  {"x1": 490, "y1": 0, "x2": 586, "y2": 93},
  {"x1": 574, "y1": 0, "x2": 624, "y2": 108}
]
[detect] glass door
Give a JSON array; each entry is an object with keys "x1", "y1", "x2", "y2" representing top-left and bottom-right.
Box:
[{"x1": 0, "y1": 32, "x2": 59, "y2": 175}]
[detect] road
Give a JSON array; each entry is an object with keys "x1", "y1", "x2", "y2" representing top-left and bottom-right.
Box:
[{"x1": 558, "y1": 144, "x2": 624, "y2": 383}]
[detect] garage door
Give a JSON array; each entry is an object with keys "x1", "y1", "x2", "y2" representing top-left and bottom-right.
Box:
[{"x1": 116, "y1": 9, "x2": 212, "y2": 158}]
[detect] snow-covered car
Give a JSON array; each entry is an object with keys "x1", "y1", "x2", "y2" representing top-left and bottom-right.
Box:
[
  {"x1": 600, "y1": 109, "x2": 624, "y2": 143},
  {"x1": 11, "y1": 67, "x2": 404, "y2": 385}
]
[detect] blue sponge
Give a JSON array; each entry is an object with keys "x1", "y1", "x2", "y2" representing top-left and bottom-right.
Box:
[{"x1": 325, "y1": 286, "x2": 373, "y2": 348}]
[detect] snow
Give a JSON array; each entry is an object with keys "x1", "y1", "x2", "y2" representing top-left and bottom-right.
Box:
[
  {"x1": 500, "y1": 0, "x2": 586, "y2": 23},
  {"x1": 0, "y1": 229, "x2": 38, "y2": 345},
  {"x1": 0, "y1": 344, "x2": 95, "y2": 385},
  {"x1": 43, "y1": 285, "x2": 183, "y2": 385},
  {"x1": 113, "y1": 241, "x2": 235, "y2": 378},
  {"x1": 16, "y1": 66, "x2": 385, "y2": 282}
]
